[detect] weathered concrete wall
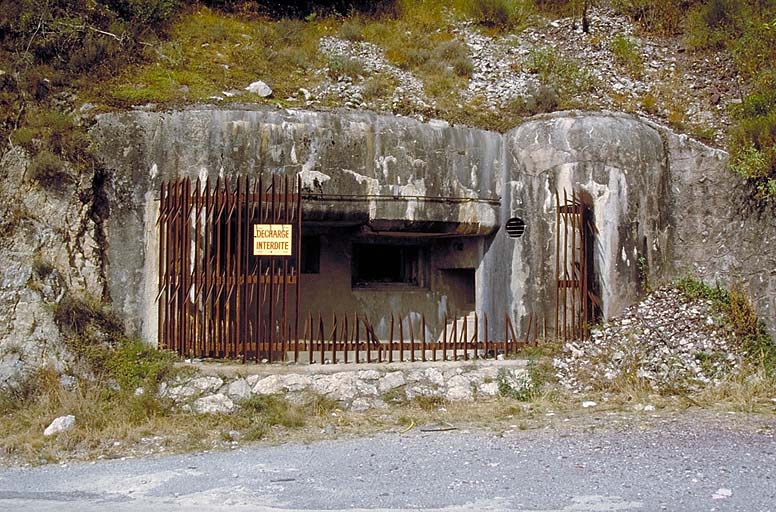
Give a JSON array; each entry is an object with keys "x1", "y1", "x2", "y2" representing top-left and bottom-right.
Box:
[
  {"x1": 498, "y1": 112, "x2": 671, "y2": 330},
  {"x1": 663, "y1": 132, "x2": 776, "y2": 333},
  {"x1": 86, "y1": 107, "x2": 776, "y2": 344},
  {"x1": 90, "y1": 107, "x2": 503, "y2": 340}
]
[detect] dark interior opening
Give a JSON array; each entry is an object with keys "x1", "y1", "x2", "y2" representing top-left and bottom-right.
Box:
[
  {"x1": 439, "y1": 268, "x2": 476, "y2": 309},
  {"x1": 352, "y1": 243, "x2": 420, "y2": 286},
  {"x1": 301, "y1": 235, "x2": 320, "y2": 274}
]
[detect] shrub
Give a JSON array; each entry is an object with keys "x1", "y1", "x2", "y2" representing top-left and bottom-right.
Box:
[
  {"x1": 339, "y1": 19, "x2": 365, "y2": 41},
  {"x1": 463, "y1": 0, "x2": 533, "y2": 31},
  {"x1": 524, "y1": 46, "x2": 597, "y2": 108},
  {"x1": 729, "y1": 79, "x2": 776, "y2": 199},
  {"x1": 240, "y1": 395, "x2": 306, "y2": 427},
  {"x1": 675, "y1": 278, "x2": 776, "y2": 374},
  {"x1": 610, "y1": 0, "x2": 693, "y2": 35},
  {"x1": 610, "y1": 33, "x2": 643, "y2": 77},
  {"x1": 435, "y1": 39, "x2": 473, "y2": 77},
  {"x1": 28, "y1": 150, "x2": 70, "y2": 190},
  {"x1": 327, "y1": 55, "x2": 366, "y2": 79},
  {"x1": 361, "y1": 74, "x2": 397, "y2": 99}
]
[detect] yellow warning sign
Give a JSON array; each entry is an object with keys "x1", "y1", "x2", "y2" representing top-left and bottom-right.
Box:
[{"x1": 253, "y1": 224, "x2": 292, "y2": 256}]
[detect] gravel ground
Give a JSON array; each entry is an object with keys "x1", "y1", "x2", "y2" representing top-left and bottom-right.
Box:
[{"x1": 1, "y1": 410, "x2": 774, "y2": 511}]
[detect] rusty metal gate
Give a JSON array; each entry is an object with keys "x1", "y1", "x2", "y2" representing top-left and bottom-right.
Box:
[
  {"x1": 157, "y1": 175, "x2": 302, "y2": 361},
  {"x1": 554, "y1": 189, "x2": 601, "y2": 341}
]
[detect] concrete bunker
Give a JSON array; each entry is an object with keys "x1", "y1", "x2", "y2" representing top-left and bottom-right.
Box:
[{"x1": 91, "y1": 107, "x2": 763, "y2": 361}]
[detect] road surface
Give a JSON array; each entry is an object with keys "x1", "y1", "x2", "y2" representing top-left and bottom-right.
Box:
[{"x1": 1, "y1": 411, "x2": 775, "y2": 511}]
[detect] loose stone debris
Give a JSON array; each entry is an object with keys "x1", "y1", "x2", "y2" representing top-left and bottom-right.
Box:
[
  {"x1": 161, "y1": 363, "x2": 531, "y2": 413},
  {"x1": 554, "y1": 287, "x2": 741, "y2": 393},
  {"x1": 312, "y1": 6, "x2": 733, "y2": 144}
]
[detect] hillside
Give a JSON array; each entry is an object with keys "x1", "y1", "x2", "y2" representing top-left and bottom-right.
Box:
[{"x1": 1, "y1": 0, "x2": 775, "y2": 199}]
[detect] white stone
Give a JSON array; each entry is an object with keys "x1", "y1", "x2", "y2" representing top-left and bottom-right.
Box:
[
  {"x1": 193, "y1": 393, "x2": 235, "y2": 414},
  {"x1": 282, "y1": 374, "x2": 313, "y2": 392},
  {"x1": 189, "y1": 376, "x2": 224, "y2": 393},
  {"x1": 354, "y1": 380, "x2": 379, "y2": 397},
  {"x1": 377, "y1": 371, "x2": 406, "y2": 393},
  {"x1": 643, "y1": 404, "x2": 656, "y2": 412},
  {"x1": 357, "y1": 370, "x2": 381, "y2": 381},
  {"x1": 582, "y1": 401, "x2": 597, "y2": 408},
  {"x1": 226, "y1": 379, "x2": 251, "y2": 401},
  {"x1": 445, "y1": 383, "x2": 473, "y2": 401},
  {"x1": 44, "y1": 415, "x2": 75, "y2": 436},
  {"x1": 252, "y1": 375, "x2": 286, "y2": 395},
  {"x1": 424, "y1": 367, "x2": 445, "y2": 387},
  {"x1": 312, "y1": 372, "x2": 358, "y2": 401},
  {"x1": 350, "y1": 397, "x2": 373, "y2": 412},
  {"x1": 165, "y1": 384, "x2": 200, "y2": 400},
  {"x1": 479, "y1": 382, "x2": 500, "y2": 397},
  {"x1": 245, "y1": 80, "x2": 272, "y2": 97}
]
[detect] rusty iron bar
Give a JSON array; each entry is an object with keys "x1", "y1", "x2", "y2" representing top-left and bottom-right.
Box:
[
  {"x1": 158, "y1": 175, "x2": 302, "y2": 360},
  {"x1": 421, "y1": 314, "x2": 427, "y2": 362},
  {"x1": 442, "y1": 314, "x2": 447, "y2": 362}
]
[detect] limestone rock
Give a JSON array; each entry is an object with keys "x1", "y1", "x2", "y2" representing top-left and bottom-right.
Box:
[
  {"x1": 189, "y1": 376, "x2": 224, "y2": 393},
  {"x1": 252, "y1": 375, "x2": 286, "y2": 395},
  {"x1": 312, "y1": 372, "x2": 357, "y2": 401},
  {"x1": 245, "y1": 81, "x2": 272, "y2": 97},
  {"x1": 479, "y1": 382, "x2": 500, "y2": 397},
  {"x1": 357, "y1": 370, "x2": 381, "y2": 381},
  {"x1": 378, "y1": 371, "x2": 405, "y2": 393},
  {"x1": 193, "y1": 393, "x2": 235, "y2": 414},
  {"x1": 445, "y1": 375, "x2": 473, "y2": 401},
  {"x1": 225, "y1": 379, "x2": 251, "y2": 401},
  {"x1": 44, "y1": 415, "x2": 76, "y2": 436},
  {"x1": 350, "y1": 397, "x2": 374, "y2": 412}
]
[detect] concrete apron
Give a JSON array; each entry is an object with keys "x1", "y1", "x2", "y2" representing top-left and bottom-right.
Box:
[{"x1": 182, "y1": 357, "x2": 529, "y2": 379}]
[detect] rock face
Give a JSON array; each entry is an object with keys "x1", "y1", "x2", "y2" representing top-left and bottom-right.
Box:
[{"x1": 0, "y1": 147, "x2": 107, "y2": 390}]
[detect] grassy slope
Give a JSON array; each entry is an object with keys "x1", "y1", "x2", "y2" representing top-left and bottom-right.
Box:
[{"x1": 3, "y1": 0, "x2": 774, "y2": 197}]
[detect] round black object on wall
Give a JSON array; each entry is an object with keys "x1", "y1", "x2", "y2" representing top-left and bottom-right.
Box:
[{"x1": 506, "y1": 217, "x2": 526, "y2": 238}]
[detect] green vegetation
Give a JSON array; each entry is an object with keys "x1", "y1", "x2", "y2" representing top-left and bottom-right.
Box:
[
  {"x1": 675, "y1": 277, "x2": 776, "y2": 375},
  {"x1": 609, "y1": 0, "x2": 776, "y2": 199},
  {"x1": 514, "y1": 45, "x2": 597, "y2": 115},
  {"x1": 609, "y1": 33, "x2": 643, "y2": 77},
  {"x1": 1, "y1": 0, "x2": 775, "y2": 200},
  {"x1": 463, "y1": 0, "x2": 534, "y2": 31}
]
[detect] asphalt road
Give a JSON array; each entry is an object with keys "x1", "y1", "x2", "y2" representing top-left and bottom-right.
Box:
[{"x1": 1, "y1": 412, "x2": 775, "y2": 511}]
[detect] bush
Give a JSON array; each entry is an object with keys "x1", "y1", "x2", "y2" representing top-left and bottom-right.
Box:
[
  {"x1": 361, "y1": 74, "x2": 397, "y2": 99},
  {"x1": 327, "y1": 55, "x2": 366, "y2": 79},
  {"x1": 435, "y1": 39, "x2": 473, "y2": 77},
  {"x1": 675, "y1": 278, "x2": 776, "y2": 374},
  {"x1": 729, "y1": 79, "x2": 776, "y2": 199},
  {"x1": 339, "y1": 19, "x2": 365, "y2": 41},
  {"x1": 464, "y1": 0, "x2": 533, "y2": 31},
  {"x1": 610, "y1": 33, "x2": 643, "y2": 77},
  {"x1": 524, "y1": 46, "x2": 597, "y2": 107},
  {"x1": 28, "y1": 150, "x2": 71, "y2": 190},
  {"x1": 610, "y1": 0, "x2": 694, "y2": 35}
]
